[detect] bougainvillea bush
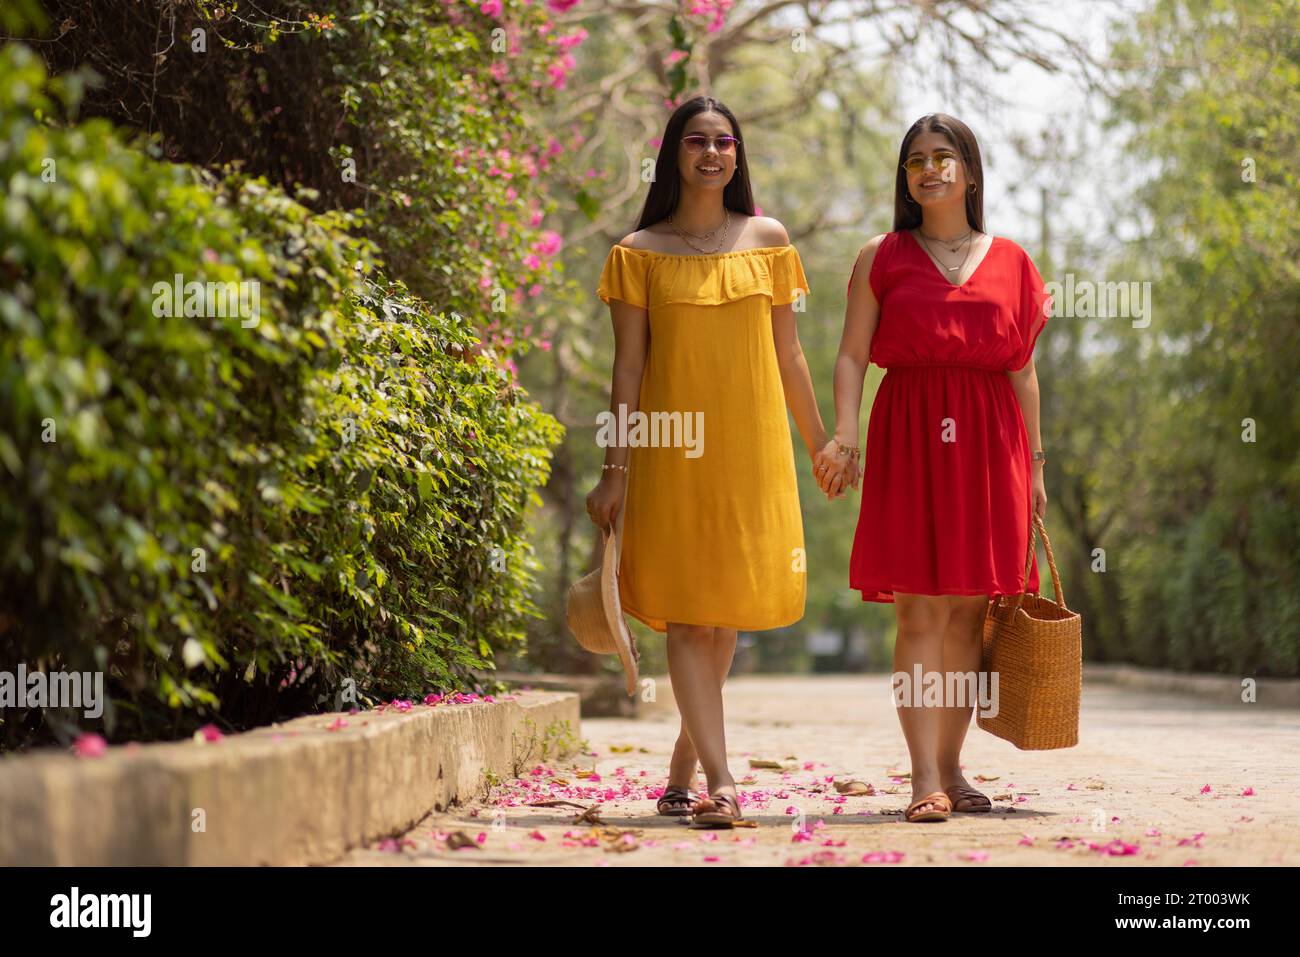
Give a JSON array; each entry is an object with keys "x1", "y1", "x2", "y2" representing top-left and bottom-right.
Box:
[{"x1": 0, "y1": 42, "x2": 562, "y2": 749}]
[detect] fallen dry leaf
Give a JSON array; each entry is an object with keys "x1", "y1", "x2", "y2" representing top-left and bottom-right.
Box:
[
  {"x1": 834, "y1": 780, "x2": 877, "y2": 796},
  {"x1": 749, "y1": 759, "x2": 783, "y2": 770},
  {"x1": 445, "y1": 831, "x2": 481, "y2": 850}
]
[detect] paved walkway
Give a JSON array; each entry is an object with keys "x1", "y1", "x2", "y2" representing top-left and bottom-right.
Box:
[{"x1": 336, "y1": 675, "x2": 1299, "y2": 866}]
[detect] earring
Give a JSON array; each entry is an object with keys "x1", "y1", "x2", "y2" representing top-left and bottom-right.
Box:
[
  {"x1": 905, "y1": 192, "x2": 917, "y2": 204},
  {"x1": 968, "y1": 182, "x2": 977, "y2": 192}
]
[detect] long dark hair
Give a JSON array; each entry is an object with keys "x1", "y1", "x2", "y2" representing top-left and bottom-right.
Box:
[
  {"x1": 892, "y1": 113, "x2": 985, "y2": 233},
  {"x1": 634, "y1": 95, "x2": 756, "y2": 231}
]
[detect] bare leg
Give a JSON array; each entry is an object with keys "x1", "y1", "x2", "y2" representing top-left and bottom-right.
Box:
[
  {"x1": 937, "y1": 595, "x2": 989, "y2": 799},
  {"x1": 667, "y1": 627, "x2": 737, "y2": 792},
  {"x1": 892, "y1": 593, "x2": 950, "y2": 816},
  {"x1": 666, "y1": 622, "x2": 736, "y2": 802}
]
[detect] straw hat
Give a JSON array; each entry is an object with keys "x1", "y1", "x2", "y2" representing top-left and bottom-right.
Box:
[{"x1": 565, "y1": 509, "x2": 639, "y2": 697}]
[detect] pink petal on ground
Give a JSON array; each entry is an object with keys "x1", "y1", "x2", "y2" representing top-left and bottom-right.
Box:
[
  {"x1": 1145, "y1": 827, "x2": 1162, "y2": 837},
  {"x1": 861, "y1": 851, "x2": 904, "y2": 864},
  {"x1": 326, "y1": 718, "x2": 348, "y2": 731},
  {"x1": 528, "y1": 830, "x2": 547, "y2": 841},
  {"x1": 196, "y1": 724, "x2": 224, "y2": 743},
  {"x1": 792, "y1": 829, "x2": 814, "y2": 843},
  {"x1": 1018, "y1": 835, "x2": 1035, "y2": 846},
  {"x1": 1200, "y1": 784, "x2": 1212, "y2": 794},
  {"x1": 959, "y1": 850, "x2": 990, "y2": 862},
  {"x1": 72, "y1": 733, "x2": 108, "y2": 758},
  {"x1": 477, "y1": 832, "x2": 487, "y2": 844},
  {"x1": 703, "y1": 855, "x2": 721, "y2": 862},
  {"x1": 1241, "y1": 787, "x2": 1255, "y2": 796},
  {"x1": 1066, "y1": 783, "x2": 1077, "y2": 790},
  {"x1": 424, "y1": 693, "x2": 443, "y2": 705}
]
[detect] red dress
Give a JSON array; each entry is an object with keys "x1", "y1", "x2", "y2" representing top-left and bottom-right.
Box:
[{"x1": 847, "y1": 230, "x2": 1051, "y2": 603}]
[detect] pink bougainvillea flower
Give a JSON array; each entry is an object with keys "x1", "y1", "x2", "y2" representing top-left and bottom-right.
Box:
[
  {"x1": 390, "y1": 699, "x2": 413, "y2": 712},
  {"x1": 1017, "y1": 835, "x2": 1035, "y2": 846},
  {"x1": 1145, "y1": 827, "x2": 1162, "y2": 836},
  {"x1": 861, "y1": 850, "x2": 904, "y2": 864},
  {"x1": 326, "y1": 718, "x2": 348, "y2": 731},
  {"x1": 1200, "y1": 784, "x2": 1213, "y2": 794},
  {"x1": 959, "y1": 850, "x2": 990, "y2": 862},
  {"x1": 703, "y1": 855, "x2": 721, "y2": 862},
  {"x1": 528, "y1": 830, "x2": 547, "y2": 841},
  {"x1": 1177, "y1": 832, "x2": 1206, "y2": 847},
  {"x1": 547, "y1": 0, "x2": 581, "y2": 12},
  {"x1": 534, "y1": 230, "x2": 563, "y2": 257},
  {"x1": 196, "y1": 724, "x2": 224, "y2": 743},
  {"x1": 1066, "y1": 782, "x2": 1077, "y2": 790},
  {"x1": 480, "y1": 0, "x2": 504, "y2": 18},
  {"x1": 1103, "y1": 840, "x2": 1140, "y2": 856},
  {"x1": 72, "y1": 732, "x2": 108, "y2": 759},
  {"x1": 554, "y1": 28, "x2": 588, "y2": 50},
  {"x1": 1241, "y1": 787, "x2": 1255, "y2": 796},
  {"x1": 424, "y1": 693, "x2": 443, "y2": 706},
  {"x1": 791, "y1": 829, "x2": 814, "y2": 844}
]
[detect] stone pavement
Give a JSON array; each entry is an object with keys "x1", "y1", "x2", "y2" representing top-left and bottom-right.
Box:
[{"x1": 335, "y1": 675, "x2": 1299, "y2": 866}]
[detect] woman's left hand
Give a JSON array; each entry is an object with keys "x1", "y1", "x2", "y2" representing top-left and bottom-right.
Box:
[{"x1": 1032, "y1": 467, "x2": 1047, "y2": 520}]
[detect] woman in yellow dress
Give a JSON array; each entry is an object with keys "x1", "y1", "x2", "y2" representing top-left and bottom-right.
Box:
[{"x1": 586, "y1": 95, "x2": 841, "y2": 827}]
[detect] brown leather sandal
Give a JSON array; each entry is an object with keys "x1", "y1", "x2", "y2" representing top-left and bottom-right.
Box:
[
  {"x1": 945, "y1": 784, "x2": 992, "y2": 813},
  {"x1": 657, "y1": 785, "x2": 694, "y2": 817},
  {"x1": 904, "y1": 790, "x2": 952, "y2": 823},
  {"x1": 690, "y1": 791, "x2": 742, "y2": 828}
]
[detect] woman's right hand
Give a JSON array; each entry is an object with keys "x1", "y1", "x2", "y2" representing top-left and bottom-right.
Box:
[
  {"x1": 585, "y1": 470, "x2": 626, "y2": 531},
  {"x1": 814, "y1": 439, "x2": 859, "y2": 500}
]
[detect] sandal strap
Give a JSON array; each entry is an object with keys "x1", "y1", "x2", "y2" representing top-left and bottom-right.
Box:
[{"x1": 658, "y1": 786, "x2": 692, "y2": 805}]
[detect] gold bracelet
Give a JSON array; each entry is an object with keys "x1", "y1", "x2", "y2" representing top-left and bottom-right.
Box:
[
  {"x1": 602, "y1": 463, "x2": 628, "y2": 472},
  {"x1": 834, "y1": 438, "x2": 860, "y2": 459}
]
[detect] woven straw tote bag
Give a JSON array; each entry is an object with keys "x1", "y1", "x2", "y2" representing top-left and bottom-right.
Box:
[{"x1": 977, "y1": 514, "x2": 1082, "y2": 750}]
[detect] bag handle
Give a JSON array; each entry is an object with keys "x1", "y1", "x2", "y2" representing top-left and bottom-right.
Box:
[{"x1": 1010, "y1": 513, "x2": 1068, "y2": 614}]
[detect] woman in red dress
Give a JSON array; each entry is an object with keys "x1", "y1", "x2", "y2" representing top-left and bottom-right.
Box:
[{"x1": 815, "y1": 114, "x2": 1052, "y2": 822}]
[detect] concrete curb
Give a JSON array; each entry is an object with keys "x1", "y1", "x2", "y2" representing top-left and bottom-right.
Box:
[
  {"x1": 0, "y1": 690, "x2": 580, "y2": 866},
  {"x1": 493, "y1": 670, "x2": 640, "y2": 716},
  {"x1": 1084, "y1": 663, "x2": 1300, "y2": 707}
]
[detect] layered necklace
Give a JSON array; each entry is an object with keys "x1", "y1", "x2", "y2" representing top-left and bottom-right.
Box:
[
  {"x1": 917, "y1": 227, "x2": 975, "y2": 274},
  {"x1": 668, "y1": 209, "x2": 731, "y2": 254}
]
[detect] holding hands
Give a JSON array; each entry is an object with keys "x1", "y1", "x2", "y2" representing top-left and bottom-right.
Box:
[{"x1": 813, "y1": 436, "x2": 860, "y2": 500}]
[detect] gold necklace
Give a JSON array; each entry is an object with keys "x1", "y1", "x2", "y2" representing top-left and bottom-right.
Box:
[
  {"x1": 917, "y1": 228, "x2": 974, "y2": 274},
  {"x1": 918, "y1": 227, "x2": 973, "y2": 255},
  {"x1": 668, "y1": 210, "x2": 730, "y2": 253}
]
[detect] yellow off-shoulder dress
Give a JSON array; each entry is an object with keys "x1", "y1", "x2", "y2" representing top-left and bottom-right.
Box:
[{"x1": 596, "y1": 243, "x2": 811, "y2": 633}]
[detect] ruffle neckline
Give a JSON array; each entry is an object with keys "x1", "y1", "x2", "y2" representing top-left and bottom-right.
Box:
[{"x1": 597, "y1": 243, "x2": 810, "y2": 308}]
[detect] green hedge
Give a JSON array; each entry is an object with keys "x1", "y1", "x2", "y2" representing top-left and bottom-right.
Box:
[{"x1": 0, "y1": 43, "x2": 562, "y2": 747}]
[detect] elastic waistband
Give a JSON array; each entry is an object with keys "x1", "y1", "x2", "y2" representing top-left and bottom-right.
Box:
[{"x1": 882, "y1": 362, "x2": 1005, "y2": 373}]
